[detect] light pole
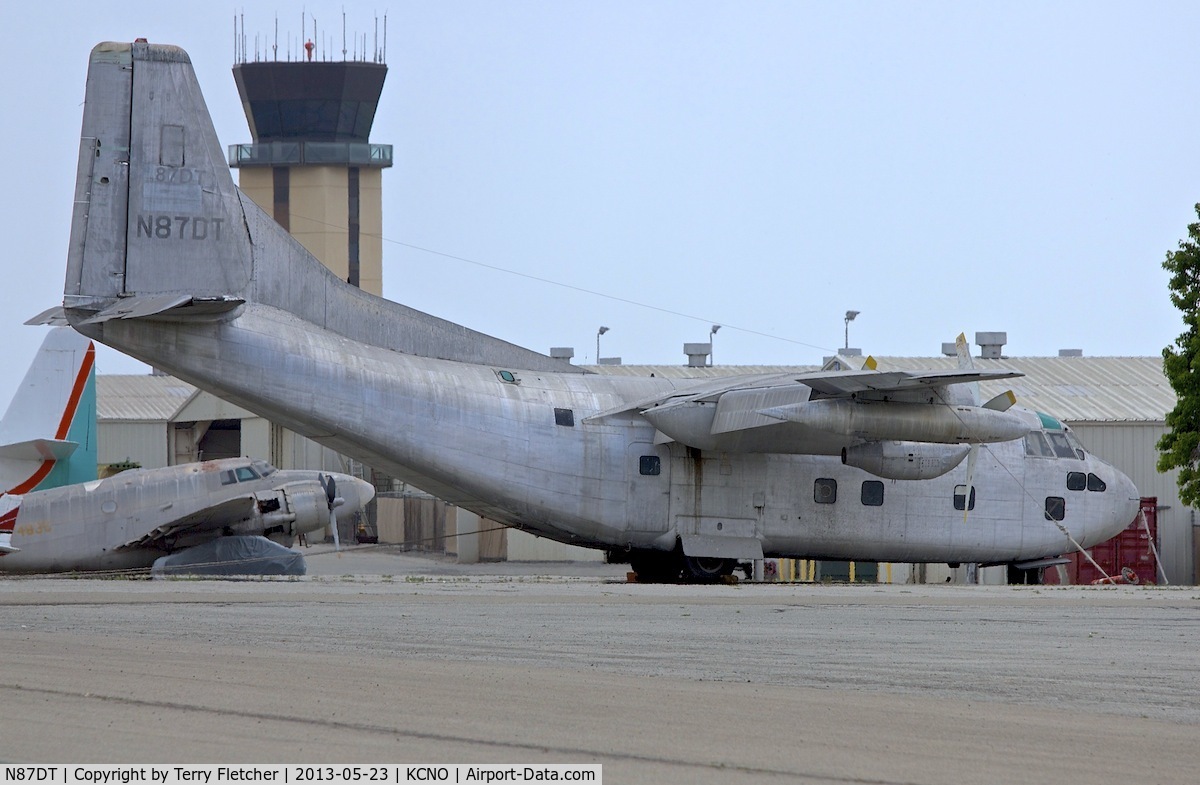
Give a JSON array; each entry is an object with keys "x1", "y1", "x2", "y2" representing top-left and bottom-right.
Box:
[
  {"x1": 844, "y1": 310, "x2": 859, "y2": 351},
  {"x1": 709, "y1": 324, "x2": 721, "y2": 366},
  {"x1": 596, "y1": 326, "x2": 609, "y2": 363}
]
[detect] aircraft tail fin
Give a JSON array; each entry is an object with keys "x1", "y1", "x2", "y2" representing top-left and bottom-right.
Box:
[
  {"x1": 0, "y1": 497, "x2": 20, "y2": 554},
  {"x1": 0, "y1": 328, "x2": 97, "y2": 494},
  {"x1": 65, "y1": 41, "x2": 578, "y2": 373}
]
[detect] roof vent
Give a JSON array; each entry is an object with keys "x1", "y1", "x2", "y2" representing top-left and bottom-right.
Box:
[
  {"x1": 549, "y1": 347, "x2": 574, "y2": 362},
  {"x1": 1058, "y1": 349, "x2": 1083, "y2": 357},
  {"x1": 597, "y1": 357, "x2": 622, "y2": 366},
  {"x1": 941, "y1": 342, "x2": 957, "y2": 357},
  {"x1": 683, "y1": 343, "x2": 711, "y2": 368},
  {"x1": 975, "y1": 331, "x2": 1007, "y2": 359}
]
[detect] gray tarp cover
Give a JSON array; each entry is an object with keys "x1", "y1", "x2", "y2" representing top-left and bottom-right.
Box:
[{"x1": 152, "y1": 536, "x2": 306, "y2": 577}]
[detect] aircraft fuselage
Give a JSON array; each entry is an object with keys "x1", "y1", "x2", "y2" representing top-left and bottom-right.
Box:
[
  {"x1": 85, "y1": 308, "x2": 1138, "y2": 567},
  {"x1": 1, "y1": 457, "x2": 370, "y2": 573}
]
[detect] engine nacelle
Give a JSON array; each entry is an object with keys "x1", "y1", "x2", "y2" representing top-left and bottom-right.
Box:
[
  {"x1": 841, "y1": 441, "x2": 970, "y2": 480},
  {"x1": 278, "y1": 484, "x2": 331, "y2": 536},
  {"x1": 253, "y1": 483, "x2": 330, "y2": 538}
]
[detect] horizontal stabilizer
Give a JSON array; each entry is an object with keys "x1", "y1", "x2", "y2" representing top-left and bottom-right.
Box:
[
  {"x1": 0, "y1": 439, "x2": 78, "y2": 462},
  {"x1": 80, "y1": 295, "x2": 245, "y2": 324},
  {"x1": 25, "y1": 307, "x2": 69, "y2": 327}
]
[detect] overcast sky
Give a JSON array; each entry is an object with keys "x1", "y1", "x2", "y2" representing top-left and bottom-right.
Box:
[{"x1": 2, "y1": 1, "x2": 1196, "y2": 407}]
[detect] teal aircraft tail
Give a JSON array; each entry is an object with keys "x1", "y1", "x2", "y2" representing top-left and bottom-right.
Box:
[{"x1": 0, "y1": 327, "x2": 97, "y2": 494}]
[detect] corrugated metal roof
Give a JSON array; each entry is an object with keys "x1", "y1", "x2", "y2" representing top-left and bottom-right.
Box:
[
  {"x1": 97, "y1": 375, "x2": 197, "y2": 421},
  {"x1": 587, "y1": 356, "x2": 1174, "y2": 423}
]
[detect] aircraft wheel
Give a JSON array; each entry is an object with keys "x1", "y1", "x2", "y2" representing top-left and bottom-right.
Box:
[
  {"x1": 1006, "y1": 564, "x2": 1045, "y2": 585},
  {"x1": 682, "y1": 555, "x2": 736, "y2": 583},
  {"x1": 629, "y1": 550, "x2": 683, "y2": 583}
]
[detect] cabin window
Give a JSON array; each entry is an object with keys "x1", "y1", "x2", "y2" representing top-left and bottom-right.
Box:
[
  {"x1": 554, "y1": 408, "x2": 575, "y2": 427},
  {"x1": 861, "y1": 480, "x2": 884, "y2": 507},
  {"x1": 1024, "y1": 432, "x2": 1055, "y2": 458},
  {"x1": 1087, "y1": 473, "x2": 1106, "y2": 492},
  {"x1": 814, "y1": 478, "x2": 837, "y2": 504},
  {"x1": 220, "y1": 470, "x2": 237, "y2": 485},
  {"x1": 1045, "y1": 496, "x2": 1066, "y2": 521},
  {"x1": 953, "y1": 485, "x2": 976, "y2": 511},
  {"x1": 1046, "y1": 432, "x2": 1077, "y2": 459},
  {"x1": 639, "y1": 455, "x2": 661, "y2": 476},
  {"x1": 1066, "y1": 471, "x2": 1086, "y2": 491}
]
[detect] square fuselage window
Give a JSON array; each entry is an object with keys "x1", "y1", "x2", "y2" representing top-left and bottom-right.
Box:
[{"x1": 814, "y1": 478, "x2": 837, "y2": 504}]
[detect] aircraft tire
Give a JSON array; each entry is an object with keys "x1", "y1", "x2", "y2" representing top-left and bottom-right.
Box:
[
  {"x1": 629, "y1": 550, "x2": 683, "y2": 583},
  {"x1": 1006, "y1": 564, "x2": 1045, "y2": 585},
  {"x1": 682, "y1": 555, "x2": 736, "y2": 583}
]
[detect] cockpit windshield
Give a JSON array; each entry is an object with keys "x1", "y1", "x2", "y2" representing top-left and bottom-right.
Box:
[
  {"x1": 220, "y1": 460, "x2": 279, "y2": 485},
  {"x1": 1024, "y1": 414, "x2": 1087, "y2": 460},
  {"x1": 251, "y1": 460, "x2": 278, "y2": 477}
]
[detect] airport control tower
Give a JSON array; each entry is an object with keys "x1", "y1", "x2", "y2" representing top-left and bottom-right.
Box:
[{"x1": 229, "y1": 38, "x2": 391, "y2": 296}]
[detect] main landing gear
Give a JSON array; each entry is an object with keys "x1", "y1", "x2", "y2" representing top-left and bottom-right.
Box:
[{"x1": 627, "y1": 546, "x2": 737, "y2": 584}]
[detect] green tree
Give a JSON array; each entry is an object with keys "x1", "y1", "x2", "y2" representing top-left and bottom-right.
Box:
[{"x1": 1158, "y1": 203, "x2": 1200, "y2": 505}]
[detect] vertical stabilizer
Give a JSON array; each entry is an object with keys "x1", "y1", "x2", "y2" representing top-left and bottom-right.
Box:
[
  {"x1": 0, "y1": 328, "x2": 97, "y2": 494},
  {"x1": 65, "y1": 41, "x2": 579, "y2": 373},
  {"x1": 65, "y1": 42, "x2": 251, "y2": 313}
]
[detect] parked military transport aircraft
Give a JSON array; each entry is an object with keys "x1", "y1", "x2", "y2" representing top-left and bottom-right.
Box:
[
  {"x1": 1, "y1": 326, "x2": 96, "y2": 502},
  {"x1": 49, "y1": 41, "x2": 1139, "y2": 581},
  {"x1": 0, "y1": 457, "x2": 373, "y2": 573}
]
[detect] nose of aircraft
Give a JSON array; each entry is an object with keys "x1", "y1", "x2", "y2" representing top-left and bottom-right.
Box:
[
  {"x1": 1086, "y1": 462, "x2": 1141, "y2": 548},
  {"x1": 332, "y1": 475, "x2": 376, "y2": 522}
]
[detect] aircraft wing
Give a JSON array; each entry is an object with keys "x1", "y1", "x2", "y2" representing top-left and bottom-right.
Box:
[
  {"x1": 795, "y1": 368, "x2": 1023, "y2": 396},
  {"x1": 586, "y1": 368, "x2": 1024, "y2": 420},
  {"x1": 117, "y1": 495, "x2": 258, "y2": 551},
  {"x1": 587, "y1": 366, "x2": 1028, "y2": 455}
]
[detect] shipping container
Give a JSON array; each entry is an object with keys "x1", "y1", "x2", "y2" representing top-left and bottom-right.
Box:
[{"x1": 1045, "y1": 497, "x2": 1159, "y2": 585}]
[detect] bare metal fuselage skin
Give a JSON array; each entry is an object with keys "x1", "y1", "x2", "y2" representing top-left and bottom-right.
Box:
[
  {"x1": 60, "y1": 43, "x2": 1139, "y2": 568},
  {"x1": 0, "y1": 458, "x2": 371, "y2": 574}
]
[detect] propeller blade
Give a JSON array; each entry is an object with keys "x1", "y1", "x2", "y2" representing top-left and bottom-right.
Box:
[
  {"x1": 319, "y1": 473, "x2": 337, "y2": 507},
  {"x1": 954, "y1": 332, "x2": 981, "y2": 406},
  {"x1": 330, "y1": 506, "x2": 340, "y2": 551},
  {"x1": 318, "y1": 473, "x2": 342, "y2": 551},
  {"x1": 983, "y1": 390, "x2": 1017, "y2": 412},
  {"x1": 963, "y1": 444, "x2": 977, "y2": 523}
]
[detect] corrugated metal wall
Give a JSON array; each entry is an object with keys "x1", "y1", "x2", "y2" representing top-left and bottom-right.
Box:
[{"x1": 98, "y1": 421, "x2": 168, "y2": 469}]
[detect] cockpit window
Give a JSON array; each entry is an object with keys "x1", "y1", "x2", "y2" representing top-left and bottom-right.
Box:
[
  {"x1": 1046, "y1": 432, "x2": 1078, "y2": 460},
  {"x1": 1024, "y1": 432, "x2": 1055, "y2": 458},
  {"x1": 251, "y1": 460, "x2": 277, "y2": 477},
  {"x1": 234, "y1": 466, "x2": 260, "y2": 482}
]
